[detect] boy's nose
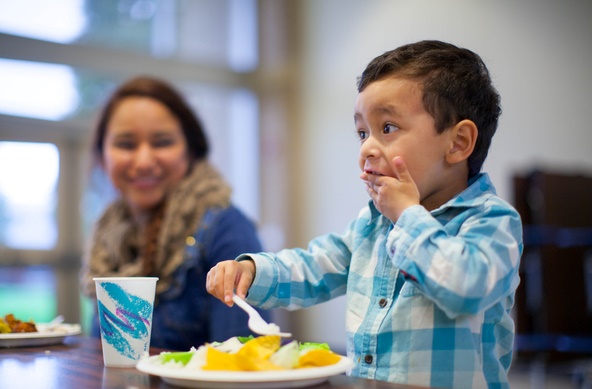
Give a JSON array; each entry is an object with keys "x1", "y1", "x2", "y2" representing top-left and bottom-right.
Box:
[{"x1": 360, "y1": 137, "x2": 378, "y2": 159}]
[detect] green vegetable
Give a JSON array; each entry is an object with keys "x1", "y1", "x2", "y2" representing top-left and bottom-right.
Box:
[
  {"x1": 237, "y1": 335, "x2": 255, "y2": 343},
  {"x1": 158, "y1": 352, "x2": 195, "y2": 365},
  {"x1": 299, "y1": 342, "x2": 331, "y2": 353}
]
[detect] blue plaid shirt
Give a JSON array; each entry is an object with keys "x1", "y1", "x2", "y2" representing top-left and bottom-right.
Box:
[{"x1": 242, "y1": 173, "x2": 523, "y2": 388}]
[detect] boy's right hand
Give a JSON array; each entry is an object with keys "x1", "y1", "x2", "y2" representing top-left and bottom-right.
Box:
[
  {"x1": 206, "y1": 259, "x2": 256, "y2": 307},
  {"x1": 361, "y1": 156, "x2": 420, "y2": 222}
]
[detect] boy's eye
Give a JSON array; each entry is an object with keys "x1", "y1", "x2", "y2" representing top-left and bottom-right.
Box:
[
  {"x1": 383, "y1": 124, "x2": 398, "y2": 134},
  {"x1": 356, "y1": 129, "x2": 368, "y2": 141}
]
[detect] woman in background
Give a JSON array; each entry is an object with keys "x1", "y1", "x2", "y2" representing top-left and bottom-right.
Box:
[{"x1": 80, "y1": 76, "x2": 270, "y2": 350}]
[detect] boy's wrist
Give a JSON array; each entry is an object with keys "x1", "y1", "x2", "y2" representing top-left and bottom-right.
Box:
[{"x1": 237, "y1": 255, "x2": 256, "y2": 279}]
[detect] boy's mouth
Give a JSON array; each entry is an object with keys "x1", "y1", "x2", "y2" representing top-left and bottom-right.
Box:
[{"x1": 365, "y1": 170, "x2": 384, "y2": 176}]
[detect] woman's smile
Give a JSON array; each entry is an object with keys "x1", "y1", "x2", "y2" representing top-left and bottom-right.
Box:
[{"x1": 129, "y1": 175, "x2": 161, "y2": 190}]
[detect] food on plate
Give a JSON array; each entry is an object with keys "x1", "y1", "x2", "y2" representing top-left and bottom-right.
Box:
[
  {"x1": 155, "y1": 335, "x2": 342, "y2": 371},
  {"x1": 0, "y1": 314, "x2": 38, "y2": 333}
]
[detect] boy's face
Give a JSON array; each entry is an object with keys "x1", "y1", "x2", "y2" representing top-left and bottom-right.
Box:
[{"x1": 354, "y1": 76, "x2": 454, "y2": 208}]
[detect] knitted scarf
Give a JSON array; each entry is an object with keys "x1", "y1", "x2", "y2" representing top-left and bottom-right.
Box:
[{"x1": 80, "y1": 160, "x2": 231, "y2": 297}]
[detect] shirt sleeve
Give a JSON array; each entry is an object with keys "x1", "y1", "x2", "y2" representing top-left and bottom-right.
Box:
[
  {"x1": 387, "y1": 201, "x2": 522, "y2": 319},
  {"x1": 240, "y1": 224, "x2": 355, "y2": 310}
]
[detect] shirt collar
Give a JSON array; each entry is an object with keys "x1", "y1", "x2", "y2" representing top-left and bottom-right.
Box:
[{"x1": 432, "y1": 172, "x2": 496, "y2": 214}]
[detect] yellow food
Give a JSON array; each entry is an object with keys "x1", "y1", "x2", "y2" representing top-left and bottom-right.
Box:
[
  {"x1": 297, "y1": 349, "x2": 342, "y2": 368},
  {"x1": 202, "y1": 347, "x2": 241, "y2": 371},
  {"x1": 0, "y1": 320, "x2": 10, "y2": 334},
  {"x1": 164, "y1": 335, "x2": 343, "y2": 372},
  {"x1": 203, "y1": 335, "x2": 284, "y2": 371},
  {"x1": 236, "y1": 335, "x2": 283, "y2": 371}
]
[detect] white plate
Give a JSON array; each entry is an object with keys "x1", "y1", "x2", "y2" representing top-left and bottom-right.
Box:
[
  {"x1": 0, "y1": 323, "x2": 81, "y2": 348},
  {"x1": 136, "y1": 353, "x2": 355, "y2": 389}
]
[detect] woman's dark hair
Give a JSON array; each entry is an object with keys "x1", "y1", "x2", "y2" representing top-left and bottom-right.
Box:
[
  {"x1": 91, "y1": 76, "x2": 208, "y2": 166},
  {"x1": 357, "y1": 40, "x2": 501, "y2": 178}
]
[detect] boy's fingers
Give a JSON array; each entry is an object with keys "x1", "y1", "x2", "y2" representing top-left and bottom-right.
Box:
[
  {"x1": 236, "y1": 274, "x2": 253, "y2": 300},
  {"x1": 206, "y1": 267, "x2": 219, "y2": 296},
  {"x1": 392, "y1": 156, "x2": 411, "y2": 182},
  {"x1": 223, "y1": 266, "x2": 238, "y2": 305}
]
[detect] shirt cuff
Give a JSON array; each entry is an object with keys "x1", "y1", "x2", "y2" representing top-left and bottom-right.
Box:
[
  {"x1": 386, "y1": 205, "x2": 429, "y2": 268},
  {"x1": 236, "y1": 253, "x2": 279, "y2": 305}
]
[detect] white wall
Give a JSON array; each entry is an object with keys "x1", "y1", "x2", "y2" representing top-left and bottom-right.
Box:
[{"x1": 289, "y1": 0, "x2": 592, "y2": 352}]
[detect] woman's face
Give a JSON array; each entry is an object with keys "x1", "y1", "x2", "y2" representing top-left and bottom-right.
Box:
[{"x1": 102, "y1": 96, "x2": 190, "y2": 216}]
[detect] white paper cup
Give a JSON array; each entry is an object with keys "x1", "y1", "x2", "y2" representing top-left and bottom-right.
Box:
[{"x1": 93, "y1": 277, "x2": 158, "y2": 367}]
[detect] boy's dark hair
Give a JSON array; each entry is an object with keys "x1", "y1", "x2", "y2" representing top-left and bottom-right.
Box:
[
  {"x1": 91, "y1": 76, "x2": 209, "y2": 167},
  {"x1": 357, "y1": 40, "x2": 501, "y2": 178}
]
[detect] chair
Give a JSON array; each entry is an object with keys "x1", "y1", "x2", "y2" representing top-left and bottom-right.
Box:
[{"x1": 513, "y1": 170, "x2": 592, "y2": 380}]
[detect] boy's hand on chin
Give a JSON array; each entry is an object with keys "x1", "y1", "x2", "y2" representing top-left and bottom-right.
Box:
[{"x1": 360, "y1": 156, "x2": 420, "y2": 222}]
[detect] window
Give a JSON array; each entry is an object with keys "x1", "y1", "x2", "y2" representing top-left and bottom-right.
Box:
[
  {"x1": 0, "y1": 0, "x2": 87, "y2": 44},
  {"x1": 0, "y1": 59, "x2": 79, "y2": 121},
  {"x1": 0, "y1": 0, "x2": 263, "y2": 330},
  {"x1": 0, "y1": 0, "x2": 258, "y2": 70},
  {"x1": 0, "y1": 142, "x2": 60, "y2": 250},
  {"x1": 0, "y1": 266, "x2": 57, "y2": 322}
]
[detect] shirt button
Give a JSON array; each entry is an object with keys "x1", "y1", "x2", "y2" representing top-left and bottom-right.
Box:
[
  {"x1": 364, "y1": 354, "x2": 373, "y2": 364},
  {"x1": 378, "y1": 298, "x2": 387, "y2": 308},
  {"x1": 185, "y1": 236, "x2": 196, "y2": 246}
]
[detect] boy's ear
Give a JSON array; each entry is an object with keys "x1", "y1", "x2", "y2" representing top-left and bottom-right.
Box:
[{"x1": 446, "y1": 119, "x2": 477, "y2": 164}]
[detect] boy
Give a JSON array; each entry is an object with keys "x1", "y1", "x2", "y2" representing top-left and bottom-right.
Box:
[{"x1": 206, "y1": 40, "x2": 523, "y2": 388}]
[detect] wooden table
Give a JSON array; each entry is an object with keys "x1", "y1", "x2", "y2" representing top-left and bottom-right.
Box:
[{"x1": 0, "y1": 336, "x2": 427, "y2": 389}]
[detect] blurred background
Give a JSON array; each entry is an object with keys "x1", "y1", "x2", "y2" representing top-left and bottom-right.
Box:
[{"x1": 1, "y1": 0, "x2": 591, "y2": 387}]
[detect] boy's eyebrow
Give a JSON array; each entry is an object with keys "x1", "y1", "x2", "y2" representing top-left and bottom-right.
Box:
[
  {"x1": 354, "y1": 105, "x2": 399, "y2": 123},
  {"x1": 374, "y1": 105, "x2": 398, "y2": 116}
]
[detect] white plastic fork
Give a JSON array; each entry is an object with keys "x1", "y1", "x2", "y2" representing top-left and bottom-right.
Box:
[
  {"x1": 232, "y1": 294, "x2": 292, "y2": 337},
  {"x1": 47, "y1": 314, "x2": 64, "y2": 328}
]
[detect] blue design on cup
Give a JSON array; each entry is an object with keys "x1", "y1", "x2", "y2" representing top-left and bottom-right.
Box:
[{"x1": 97, "y1": 282, "x2": 153, "y2": 360}]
